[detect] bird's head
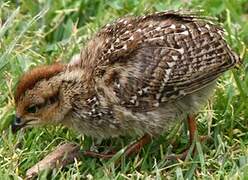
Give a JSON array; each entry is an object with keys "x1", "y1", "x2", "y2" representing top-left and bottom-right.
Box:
[{"x1": 12, "y1": 64, "x2": 71, "y2": 132}]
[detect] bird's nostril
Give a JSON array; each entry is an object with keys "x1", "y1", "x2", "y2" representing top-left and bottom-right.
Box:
[
  {"x1": 12, "y1": 116, "x2": 23, "y2": 133},
  {"x1": 15, "y1": 116, "x2": 21, "y2": 125}
]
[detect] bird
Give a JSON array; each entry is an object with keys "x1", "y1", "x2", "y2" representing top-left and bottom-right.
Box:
[{"x1": 12, "y1": 10, "x2": 240, "y2": 159}]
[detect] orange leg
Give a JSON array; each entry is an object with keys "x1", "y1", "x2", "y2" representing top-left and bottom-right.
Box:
[
  {"x1": 166, "y1": 114, "x2": 198, "y2": 160},
  {"x1": 83, "y1": 116, "x2": 206, "y2": 161},
  {"x1": 187, "y1": 115, "x2": 208, "y2": 143},
  {"x1": 83, "y1": 134, "x2": 151, "y2": 160},
  {"x1": 188, "y1": 114, "x2": 197, "y2": 145},
  {"x1": 83, "y1": 150, "x2": 116, "y2": 160},
  {"x1": 124, "y1": 134, "x2": 151, "y2": 157}
]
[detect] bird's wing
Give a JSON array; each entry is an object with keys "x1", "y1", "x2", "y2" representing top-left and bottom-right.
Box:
[{"x1": 93, "y1": 11, "x2": 239, "y2": 111}]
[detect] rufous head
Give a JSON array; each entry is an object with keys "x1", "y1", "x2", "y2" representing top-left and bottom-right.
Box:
[{"x1": 12, "y1": 63, "x2": 67, "y2": 132}]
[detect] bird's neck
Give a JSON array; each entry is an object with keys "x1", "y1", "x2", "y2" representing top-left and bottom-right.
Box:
[{"x1": 59, "y1": 67, "x2": 96, "y2": 108}]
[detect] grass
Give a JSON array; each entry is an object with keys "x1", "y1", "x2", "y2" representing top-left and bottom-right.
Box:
[{"x1": 0, "y1": 0, "x2": 248, "y2": 179}]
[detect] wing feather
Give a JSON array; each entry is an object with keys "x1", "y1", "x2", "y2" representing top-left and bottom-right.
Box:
[{"x1": 91, "y1": 11, "x2": 239, "y2": 111}]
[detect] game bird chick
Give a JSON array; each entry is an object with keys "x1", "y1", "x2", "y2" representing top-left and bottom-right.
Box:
[{"x1": 12, "y1": 11, "x2": 239, "y2": 158}]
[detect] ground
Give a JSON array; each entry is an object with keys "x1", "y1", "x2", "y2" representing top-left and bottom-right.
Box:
[{"x1": 0, "y1": 0, "x2": 248, "y2": 179}]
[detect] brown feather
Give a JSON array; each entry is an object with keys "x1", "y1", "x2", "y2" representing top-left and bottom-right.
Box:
[{"x1": 15, "y1": 63, "x2": 65, "y2": 102}]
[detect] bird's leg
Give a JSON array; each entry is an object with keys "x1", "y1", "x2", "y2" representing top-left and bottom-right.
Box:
[
  {"x1": 123, "y1": 133, "x2": 151, "y2": 157},
  {"x1": 187, "y1": 114, "x2": 209, "y2": 144},
  {"x1": 188, "y1": 114, "x2": 197, "y2": 145},
  {"x1": 83, "y1": 134, "x2": 151, "y2": 160},
  {"x1": 83, "y1": 150, "x2": 116, "y2": 160},
  {"x1": 166, "y1": 114, "x2": 198, "y2": 160}
]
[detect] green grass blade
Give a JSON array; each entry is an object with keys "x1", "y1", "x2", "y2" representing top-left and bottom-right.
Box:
[{"x1": 0, "y1": 8, "x2": 48, "y2": 71}]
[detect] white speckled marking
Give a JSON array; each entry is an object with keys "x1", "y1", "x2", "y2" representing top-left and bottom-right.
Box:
[
  {"x1": 180, "y1": 31, "x2": 189, "y2": 36},
  {"x1": 180, "y1": 24, "x2": 186, "y2": 29},
  {"x1": 155, "y1": 26, "x2": 161, "y2": 31},
  {"x1": 169, "y1": 24, "x2": 176, "y2": 29},
  {"x1": 205, "y1": 24, "x2": 210, "y2": 30},
  {"x1": 177, "y1": 47, "x2": 185, "y2": 54},
  {"x1": 167, "y1": 62, "x2": 175, "y2": 68},
  {"x1": 172, "y1": 55, "x2": 178, "y2": 60},
  {"x1": 123, "y1": 44, "x2": 128, "y2": 50}
]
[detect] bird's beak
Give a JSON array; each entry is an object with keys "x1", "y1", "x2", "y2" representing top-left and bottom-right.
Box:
[{"x1": 11, "y1": 116, "x2": 25, "y2": 133}]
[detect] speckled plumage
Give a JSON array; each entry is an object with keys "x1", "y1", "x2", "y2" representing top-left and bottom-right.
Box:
[{"x1": 14, "y1": 11, "x2": 239, "y2": 139}]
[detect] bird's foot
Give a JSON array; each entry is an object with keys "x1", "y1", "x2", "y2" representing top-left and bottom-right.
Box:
[
  {"x1": 165, "y1": 114, "x2": 209, "y2": 161},
  {"x1": 165, "y1": 135, "x2": 209, "y2": 161},
  {"x1": 83, "y1": 134, "x2": 151, "y2": 160},
  {"x1": 123, "y1": 134, "x2": 151, "y2": 157},
  {"x1": 165, "y1": 149, "x2": 190, "y2": 161},
  {"x1": 83, "y1": 150, "x2": 116, "y2": 160}
]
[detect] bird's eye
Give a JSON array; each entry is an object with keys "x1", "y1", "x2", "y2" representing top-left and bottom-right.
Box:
[{"x1": 26, "y1": 105, "x2": 37, "y2": 113}]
